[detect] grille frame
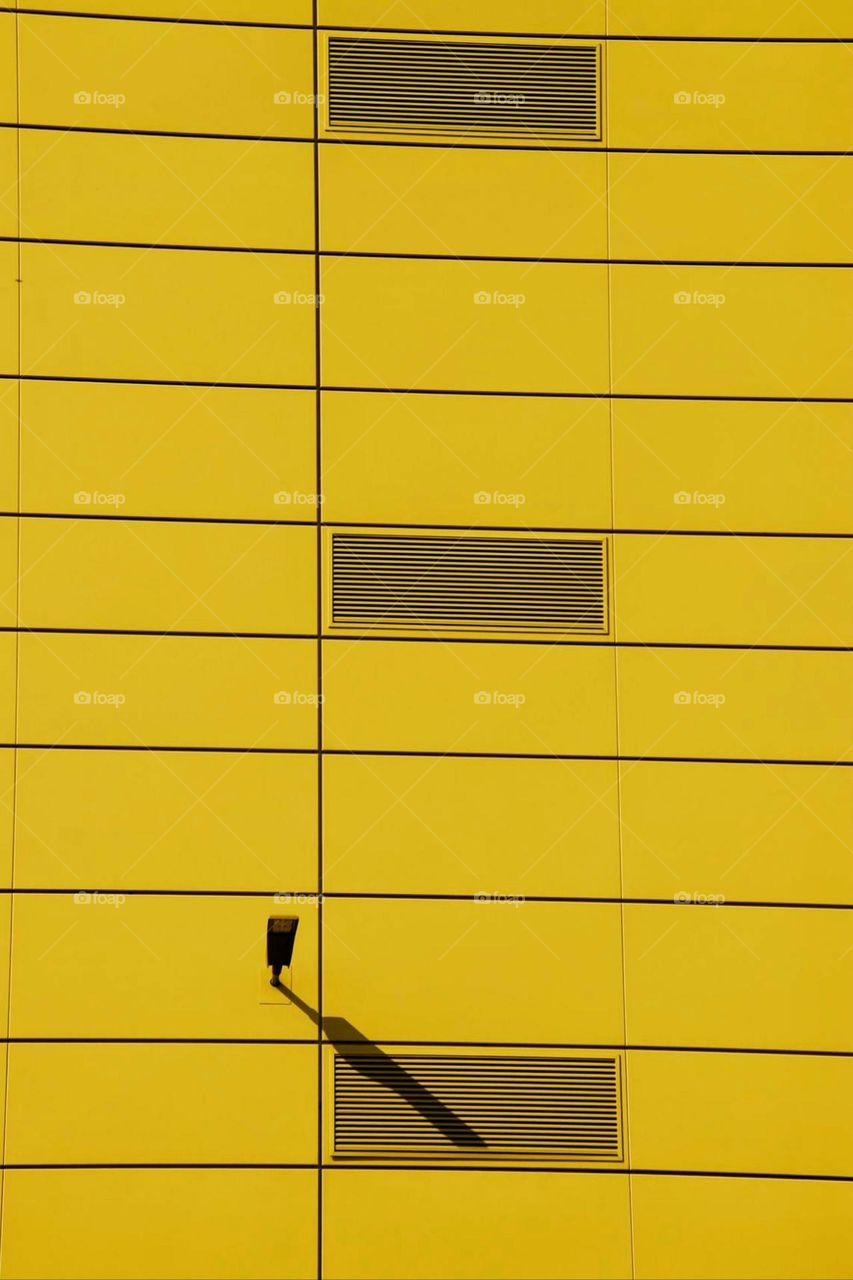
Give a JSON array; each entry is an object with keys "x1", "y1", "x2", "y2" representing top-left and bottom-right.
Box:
[
  {"x1": 320, "y1": 31, "x2": 604, "y2": 146},
  {"x1": 330, "y1": 1050, "x2": 625, "y2": 1164},
  {"x1": 326, "y1": 529, "x2": 611, "y2": 638}
]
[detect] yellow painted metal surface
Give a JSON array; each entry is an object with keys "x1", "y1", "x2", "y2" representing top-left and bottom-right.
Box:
[
  {"x1": 609, "y1": 42, "x2": 852, "y2": 150},
  {"x1": 322, "y1": 392, "x2": 611, "y2": 527},
  {"x1": 624, "y1": 904, "x2": 852, "y2": 1051},
  {"x1": 628, "y1": 1050, "x2": 853, "y2": 1177},
  {"x1": 611, "y1": 265, "x2": 852, "y2": 398},
  {"x1": 323, "y1": 898, "x2": 624, "y2": 1043},
  {"x1": 18, "y1": 16, "x2": 314, "y2": 136},
  {"x1": 323, "y1": 1169, "x2": 632, "y2": 1280},
  {"x1": 323, "y1": 639, "x2": 617, "y2": 754},
  {"x1": 323, "y1": 754, "x2": 620, "y2": 897},
  {"x1": 20, "y1": 132, "x2": 315, "y2": 249},
  {"x1": 6, "y1": 1043, "x2": 317, "y2": 1164},
  {"x1": 611, "y1": 399, "x2": 853, "y2": 534},
  {"x1": 631, "y1": 1176, "x2": 853, "y2": 1280},
  {"x1": 9, "y1": 893, "x2": 319, "y2": 1039},
  {"x1": 617, "y1": 648, "x2": 851, "y2": 762},
  {"x1": 614, "y1": 534, "x2": 853, "y2": 646},
  {"x1": 19, "y1": 382, "x2": 317, "y2": 521},
  {"x1": 321, "y1": 257, "x2": 610, "y2": 392},
  {"x1": 1, "y1": 7, "x2": 850, "y2": 1278},
  {"x1": 1, "y1": 1170, "x2": 318, "y2": 1279},
  {"x1": 21, "y1": 244, "x2": 316, "y2": 383},
  {"x1": 17, "y1": 633, "x2": 318, "y2": 749},
  {"x1": 19, "y1": 518, "x2": 316, "y2": 633},
  {"x1": 14, "y1": 749, "x2": 318, "y2": 890},
  {"x1": 620, "y1": 761, "x2": 853, "y2": 906},
  {"x1": 321, "y1": 146, "x2": 607, "y2": 259},
  {"x1": 610, "y1": 154, "x2": 853, "y2": 264}
]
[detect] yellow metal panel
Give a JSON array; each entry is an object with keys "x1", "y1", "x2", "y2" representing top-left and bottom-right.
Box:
[
  {"x1": 19, "y1": 16, "x2": 314, "y2": 137},
  {"x1": 618, "y1": 649, "x2": 851, "y2": 762},
  {"x1": 322, "y1": 391, "x2": 611, "y2": 528},
  {"x1": 20, "y1": 132, "x2": 315, "y2": 250},
  {"x1": 0, "y1": 16, "x2": 15, "y2": 122},
  {"x1": 609, "y1": 42, "x2": 851, "y2": 150},
  {"x1": 19, "y1": 518, "x2": 316, "y2": 634},
  {"x1": 0, "y1": 513, "x2": 15, "y2": 626},
  {"x1": 0, "y1": 749, "x2": 13, "y2": 887},
  {"x1": 611, "y1": 154, "x2": 853, "y2": 264},
  {"x1": 625, "y1": 904, "x2": 852, "y2": 1050},
  {"x1": 632, "y1": 1175, "x2": 853, "y2": 1280},
  {"x1": 20, "y1": 244, "x2": 316, "y2": 384},
  {"x1": 17, "y1": 633, "x2": 318, "y2": 748},
  {"x1": 610, "y1": 1, "x2": 851, "y2": 37},
  {"x1": 612, "y1": 399, "x2": 853, "y2": 535},
  {"x1": 323, "y1": 898, "x2": 624, "y2": 1042},
  {"x1": 323, "y1": 754, "x2": 620, "y2": 896},
  {"x1": 621, "y1": 761, "x2": 853, "y2": 906},
  {"x1": 6, "y1": 1043, "x2": 317, "y2": 1163},
  {"x1": 14, "y1": 748, "x2": 318, "y2": 890},
  {"x1": 323, "y1": 1169, "x2": 631, "y2": 1280},
  {"x1": 0, "y1": 380, "x2": 16, "y2": 511},
  {"x1": 10, "y1": 892, "x2": 319, "y2": 1038},
  {"x1": 323, "y1": 639, "x2": 617, "y2": 755},
  {"x1": 0, "y1": 631, "x2": 16, "y2": 741},
  {"x1": 0, "y1": 128, "x2": 16, "y2": 237},
  {"x1": 321, "y1": 257, "x2": 609, "y2": 392},
  {"x1": 0, "y1": 1169, "x2": 318, "y2": 1280},
  {"x1": 0, "y1": 241, "x2": 17, "y2": 375},
  {"x1": 318, "y1": 2, "x2": 606, "y2": 35},
  {"x1": 320, "y1": 146, "x2": 607, "y2": 258},
  {"x1": 629, "y1": 1049, "x2": 853, "y2": 1176},
  {"x1": 20, "y1": 382, "x2": 316, "y2": 521},
  {"x1": 615, "y1": 534, "x2": 853, "y2": 647},
  {"x1": 611, "y1": 265, "x2": 852, "y2": 398},
  {"x1": 33, "y1": 0, "x2": 312, "y2": 18}
]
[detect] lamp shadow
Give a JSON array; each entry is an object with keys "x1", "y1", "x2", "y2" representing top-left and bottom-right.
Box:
[{"x1": 274, "y1": 981, "x2": 486, "y2": 1150}]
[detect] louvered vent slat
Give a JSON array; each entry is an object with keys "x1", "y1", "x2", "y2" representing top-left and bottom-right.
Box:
[
  {"x1": 333, "y1": 1054, "x2": 622, "y2": 1160},
  {"x1": 325, "y1": 37, "x2": 601, "y2": 141},
  {"x1": 330, "y1": 534, "x2": 608, "y2": 634}
]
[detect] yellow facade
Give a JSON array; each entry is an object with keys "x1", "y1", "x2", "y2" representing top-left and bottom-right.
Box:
[{"x1": 0, "y1": 5, "x2": 850, "y2": 1280}]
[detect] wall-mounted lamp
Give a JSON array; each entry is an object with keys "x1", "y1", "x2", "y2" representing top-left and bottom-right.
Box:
[{"x1": 267, "y1": 916, "x2": 299, "y2": 985}]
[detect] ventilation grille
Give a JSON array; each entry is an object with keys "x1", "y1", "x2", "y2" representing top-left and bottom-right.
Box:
[
  {"x1": 325, "y1": 36, "x2": 601, "y2": 141},
  {"x1": 333, "y1": 1053, "x2": 622, "y2": 1160},
  {"x1": 330, "y1": 533, "x2": 608, "y2": 634}
]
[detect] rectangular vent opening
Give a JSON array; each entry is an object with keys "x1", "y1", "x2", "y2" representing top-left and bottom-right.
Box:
[
  {"x1": 330, "y1": 533, "x2": 609, "y2": 635},
  {"x1": 333, "y1": 1053, "x2": 622, "y2": 1161},
  {"x1": 324, "y1": 36, "x2": 601, "y2": 142}
]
